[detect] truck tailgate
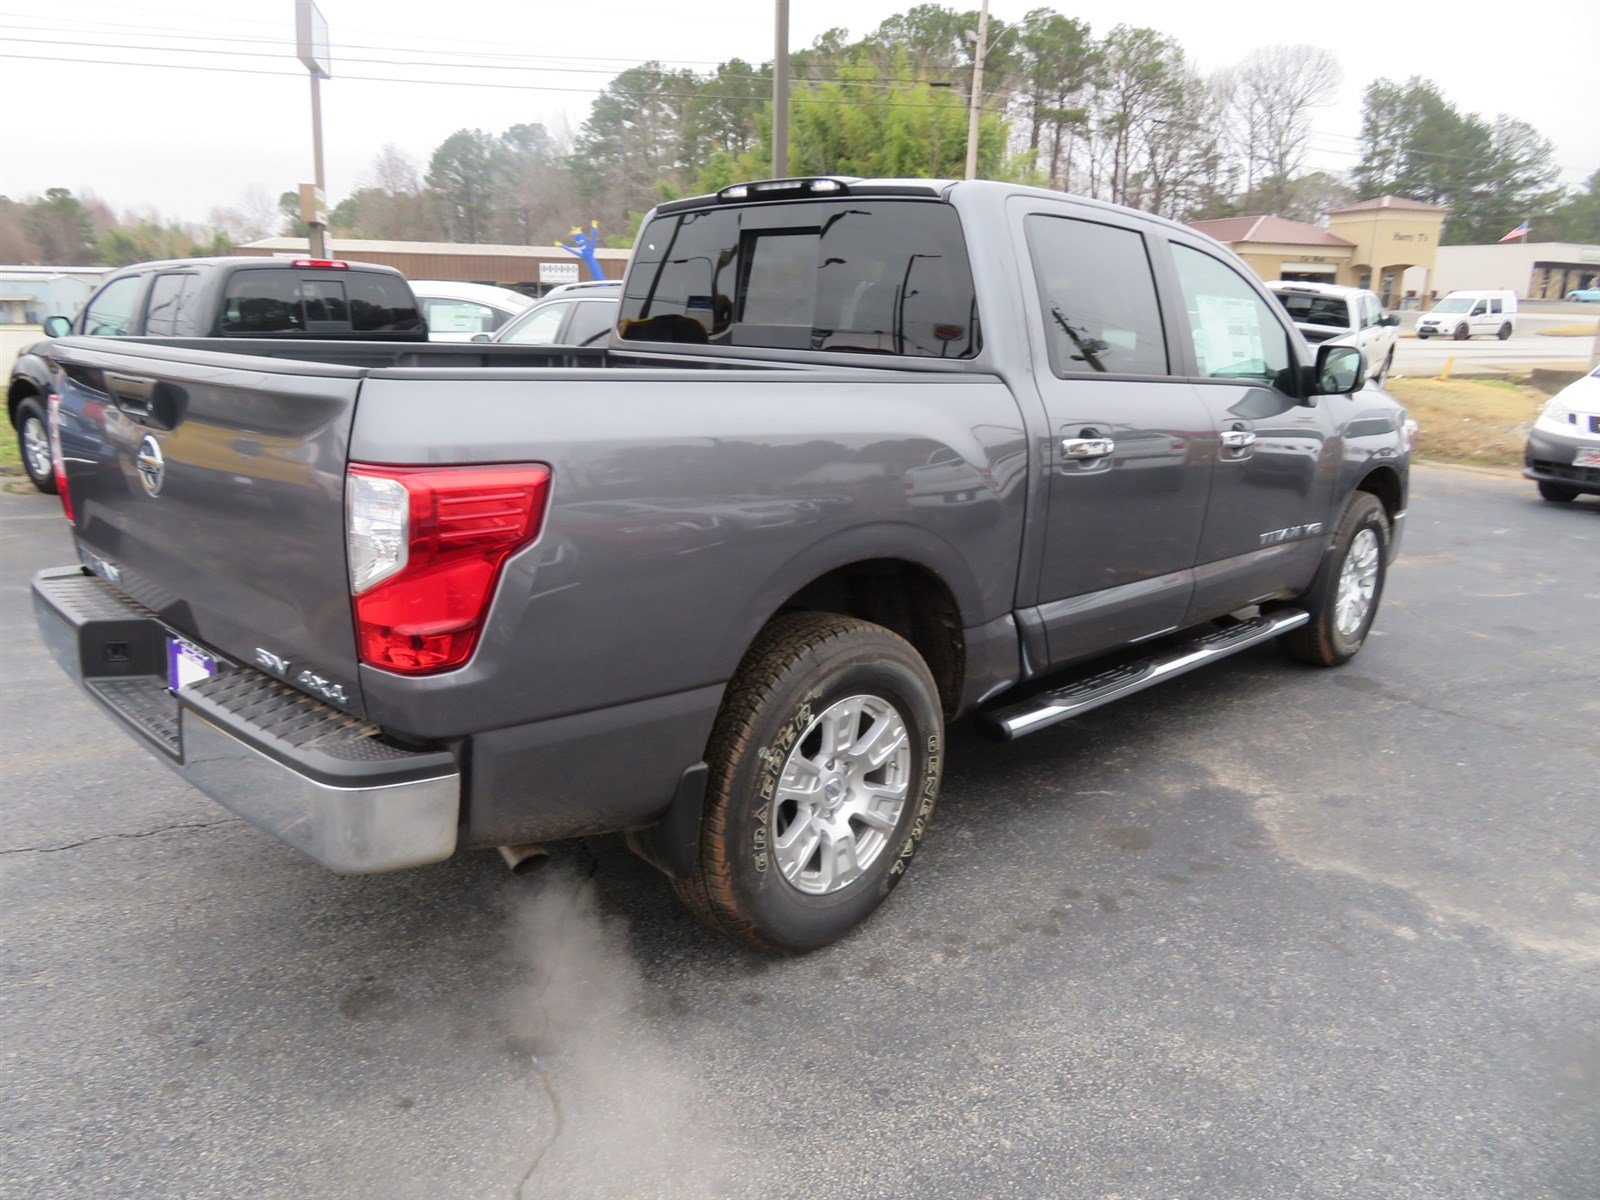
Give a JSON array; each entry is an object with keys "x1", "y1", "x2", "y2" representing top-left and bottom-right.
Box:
[{"x1": 53, "y1": 339, "x2": 368, "y2": 716}]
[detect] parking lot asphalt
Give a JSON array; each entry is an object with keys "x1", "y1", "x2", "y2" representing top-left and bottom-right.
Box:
[{"x1": 2, "y1": 465, "x2": 1597, "y2": 1200}]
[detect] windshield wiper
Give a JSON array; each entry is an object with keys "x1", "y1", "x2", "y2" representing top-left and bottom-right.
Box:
[{"x1": 1049, "y1": 304, "x2": 1109, "y2": 373}]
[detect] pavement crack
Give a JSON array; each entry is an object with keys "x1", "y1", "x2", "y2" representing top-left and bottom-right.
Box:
[
  {"x1": 0, "y1": 816, "x2": 240, "y2": 856},
  {"x1": 512, "y1": 847, "x2": 601, "y2": 1199}
]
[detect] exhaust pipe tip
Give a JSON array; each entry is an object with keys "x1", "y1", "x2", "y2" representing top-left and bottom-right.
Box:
[{"x1": 498, "y1": 843, "x2": 550, "y2": 875}]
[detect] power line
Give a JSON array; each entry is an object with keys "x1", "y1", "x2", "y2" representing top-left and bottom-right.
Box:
[
  {"x1": 0, "y1": 28, "x2": 1005, "y2": 94},
  {"x1": 0, "y1": 50, "x2": 1015, "y2": 111}
]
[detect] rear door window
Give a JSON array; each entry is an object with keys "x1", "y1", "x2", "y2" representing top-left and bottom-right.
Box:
[
  {"x1": 81, "y1": 275, "x2": 145, "y2": 335},
  {"x1": 565, "y1": 300, "x2": 615, "y2": 346},
  {"x1": 142, "y1": 273, "x2": 196, "y2": 335},
  {"x1": 621, "y1": 199, "x2": 979, "y2": 357},
  {"x1": 1025, "y1": 215, "x2": 1169, "y2": 377}
]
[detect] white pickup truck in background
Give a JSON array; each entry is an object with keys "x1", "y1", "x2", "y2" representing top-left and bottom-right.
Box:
[{"x1": 1268, "y1": 281, "x2": 1400, "y2": 385}]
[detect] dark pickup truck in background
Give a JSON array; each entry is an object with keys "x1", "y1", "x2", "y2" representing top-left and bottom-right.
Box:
[
  {"x1": 31, "y1": 177, "x2": 1409, "y2": 952},
  {"x1": 7, "y1": 256, "x2": 424, "y2": 492}
]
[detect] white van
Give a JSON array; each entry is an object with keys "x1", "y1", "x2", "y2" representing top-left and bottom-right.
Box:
[{"x1": 1415, "y1": 290, "x2": 1518, "y2": 340}]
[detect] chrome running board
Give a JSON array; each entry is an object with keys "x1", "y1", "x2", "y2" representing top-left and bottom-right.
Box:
[{"x1": 980, "y1": 609, "x2": 1310, "y2": 741}]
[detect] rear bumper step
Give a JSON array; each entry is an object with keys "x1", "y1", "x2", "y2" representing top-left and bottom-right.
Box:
[
  {"x1": 979, "y1": 609, "x2": 1310, "y2": 741},
  {"x1": 31, "y1": 567, "x2": 460, "y2": 874}
]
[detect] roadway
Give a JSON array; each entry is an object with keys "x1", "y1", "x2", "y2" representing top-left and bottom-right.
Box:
[{"x1": 1, "y1": 466, "x2": 1596, "y2": 1199}]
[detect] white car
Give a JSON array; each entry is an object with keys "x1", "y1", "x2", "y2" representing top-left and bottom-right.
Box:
[
  {"x1": 411, "y1": 280, "x2": 534, "y2": 342},
  {"x1": 1267, "y1": 281, "x2": 1400, "y2": 385},
  {"x1": 488, "y1": 283, "x2": 620, "y2": 347},
  {"x1": 1523, "y1": 366, "x2": 1600, "y2": 502},
  {"x1": 1415, "y1": 290, "x2": 1517, "y2": 341}
]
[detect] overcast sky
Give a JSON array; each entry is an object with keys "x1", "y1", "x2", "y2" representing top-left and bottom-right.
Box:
[{"x1": 3, "y1": 0, "x2": 1596, "y2": 225}]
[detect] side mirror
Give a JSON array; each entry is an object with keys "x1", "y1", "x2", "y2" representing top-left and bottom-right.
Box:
[
  {"x1": 470, "y1": 333, "x2": 492, "y2": 344},
  {"x1": 1310, "y1": 344, "x2": 1364, "y2": 395},
  {"x1": 42, "y1": 315, "x2": 71, "y2": 338},
  {"x1": 1381, "y1": 313, "x2": 1401, "y2": 327}
]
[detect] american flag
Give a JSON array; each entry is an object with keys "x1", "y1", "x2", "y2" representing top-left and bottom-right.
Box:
[{"x1": 1498, "y1": 221, "x2": 1531, "y2": 243}]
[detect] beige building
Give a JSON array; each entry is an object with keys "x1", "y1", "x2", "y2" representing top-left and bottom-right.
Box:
[
  {"x1": 1325, "y1": 196, "x2": 1449, "y2": 306},
  {"x1": 233, "y1": 236, "x2": 630, "y2": 294},
  {"x1": 1190, "y1": 195, "x2": 1449, "y2": 307},
  {"x1": 1186, "y1": 214, "x2": 1357, "y2": 286}
]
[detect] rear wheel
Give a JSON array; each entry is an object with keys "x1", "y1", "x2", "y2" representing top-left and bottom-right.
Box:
[
  {"x1": 1537, "y1": 480, "x2": 1579, "y2": 503},
  {"x1": 1497, "y1": 322, "x2": 1513, "y2": 340},
  {"x1": 1278, "y1": 492, "x2": 1391, "y2": 668},
  {"x1": 14, "y1": 397, "x2": 57, "y2": 494},
  {"x1": 674, "y1": 612, "x2": 943, "y2": 953},
  {"x1": 1453, "y1": 323, "x2": 1470, "y2": 340}
]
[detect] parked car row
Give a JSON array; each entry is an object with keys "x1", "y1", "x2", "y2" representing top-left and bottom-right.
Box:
[{"x1": 7, "y1": 259, "x2": 623, "y2": 492}]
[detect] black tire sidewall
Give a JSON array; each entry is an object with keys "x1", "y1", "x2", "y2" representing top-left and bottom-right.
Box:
[
  {"x1": 1319, "y1": 495, "x2": 1390, "y2": 662},
  {"x1": 1537, "y1": 480, "x2": 1579, "y2": 502},
  {"x1": 1498, "y1": 323, "x2": 1512, "y2": 340},
  {"x1": 1454, "y1": 324, "x2": 1470, "y2": 340},
  {"x1": 15, "y1": 400, "x2": 54, "y2": 491},
  {"x1": 718, "y1": 634, "x2": 942, "y2": 951}
]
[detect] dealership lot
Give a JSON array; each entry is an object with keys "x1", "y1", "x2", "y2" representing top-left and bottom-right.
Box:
[{"x1": 1, "y1": 466, "x2": 1596, "y2": 1199}]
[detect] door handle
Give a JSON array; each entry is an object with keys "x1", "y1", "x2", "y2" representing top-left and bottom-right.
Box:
[
  {"x1": 1220, "y1": 430, "x2": 1257, "y2": 449},
  {"x1": 1062, "y1": 437, "x2": 1115, "y2": 459}
]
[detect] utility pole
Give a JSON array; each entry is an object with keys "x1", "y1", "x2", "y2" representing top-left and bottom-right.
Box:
[
  {"x1": 295, "y1": 1, "x2": 331, "y2": 257},
  {"x1": 964, "y1": 0, "x2": 990, "y2": 180},
  {"x1": 771, "y1": 0, "x2": 790, "y2": 179}
]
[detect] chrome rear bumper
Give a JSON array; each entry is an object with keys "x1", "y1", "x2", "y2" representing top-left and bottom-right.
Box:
[{"x1": 32, "y1": 567, "x2": 459, "y2": 874}]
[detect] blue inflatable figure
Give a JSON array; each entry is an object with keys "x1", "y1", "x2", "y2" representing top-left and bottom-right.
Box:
[{"x1": 555, "y1": 221, "x2": 603, "y2": 282}]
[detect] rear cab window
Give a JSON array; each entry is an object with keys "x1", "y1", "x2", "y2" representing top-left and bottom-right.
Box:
[
  {"x1": 620, "y1": 199, "x2": 979, "y2": 358},
  {"x1": 219, "y1": 268, "x2": 422, "y2": 335},
  {"x1": 1273, "y1": 291, "x2": 1351, "y2": 330}
]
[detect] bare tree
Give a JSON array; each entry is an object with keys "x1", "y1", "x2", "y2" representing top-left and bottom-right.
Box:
[{"x1": 1231, "y1": 45, "x2": 1341, "y2": 215}]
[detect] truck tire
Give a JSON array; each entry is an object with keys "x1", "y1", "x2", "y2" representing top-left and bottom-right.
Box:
[
  {"x1": 13, "y1": 396, "x2": 58, "y2": 494},
  {"x1": 1453, "y1": 323, "x2": 1470, "y2": 340},
  {"x1": 1497, "y1": 322, "x2": 1513, "y2": 340},
  {"x1": 1416, "y1": 331, "x2": 1431, "y2": 340},
  {"x1": 674, "y1": 612, "x2": 943, "y2": 953},
  {"x1": 1537, "y1": 480, "x2": 1579, "y2": 503},
  {"x1": 1277, "y1": 492, "x2": 1391, "y2": 668}
]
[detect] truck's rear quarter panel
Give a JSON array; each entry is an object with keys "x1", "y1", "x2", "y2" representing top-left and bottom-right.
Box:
[{"x1": 350, "y1": 370, "x2": 1029, "y2": 740}]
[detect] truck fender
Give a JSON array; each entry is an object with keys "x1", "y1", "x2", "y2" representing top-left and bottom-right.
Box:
[{"x1": 722, "y1": 521, "x2": 987, "y2": 679}]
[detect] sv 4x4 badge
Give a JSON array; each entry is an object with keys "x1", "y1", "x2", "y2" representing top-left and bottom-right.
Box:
[{"x1": 255, "y1": 647, "x2": 349, "y2": 705}]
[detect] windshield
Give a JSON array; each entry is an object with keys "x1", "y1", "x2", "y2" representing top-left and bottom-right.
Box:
[
  {"x1": 1431, "y1": 298, "x2": 1473, "y2": 314},
  {"x1": 1273, "y1": 292, "x2": 1351, "y2": 329},
  {"x1": 621, "y1": 199, "x2": 979, "y2": 357}
]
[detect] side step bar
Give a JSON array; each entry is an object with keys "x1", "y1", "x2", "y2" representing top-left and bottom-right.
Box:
[{"x1": 980, "y1": 609, "x2": 1310, "y2": 741}]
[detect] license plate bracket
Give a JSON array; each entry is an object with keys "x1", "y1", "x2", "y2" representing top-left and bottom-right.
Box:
[{"x1": 167, "y1": 636, "x2": 217, "y2": 692}]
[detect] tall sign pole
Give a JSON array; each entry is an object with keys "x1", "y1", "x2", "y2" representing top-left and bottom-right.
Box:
[
  {"x1": 964, "y1": 0, "x2": 990, "y2": 180},
  {"x1": 295, "y1": 1, "x2": 331, "y2": 257},
  {"x1": 772, "y1": 0, "x2": 790, "y2": 179}
]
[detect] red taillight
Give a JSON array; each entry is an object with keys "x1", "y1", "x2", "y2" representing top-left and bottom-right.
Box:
[
  {"x1": 347, "y1": 463, "x2": 551, "y2": 675},
  {"x1": 291, "y1": 258, "x2": 349, "y2": 269},
  {"x1": 47, "y1": 392, "x2": 73, "y2": 524}
]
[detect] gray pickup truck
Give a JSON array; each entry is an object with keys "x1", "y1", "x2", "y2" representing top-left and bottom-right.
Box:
[{"x1": 32, "y1": 177, "x2": 1409, "y2": 952}]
